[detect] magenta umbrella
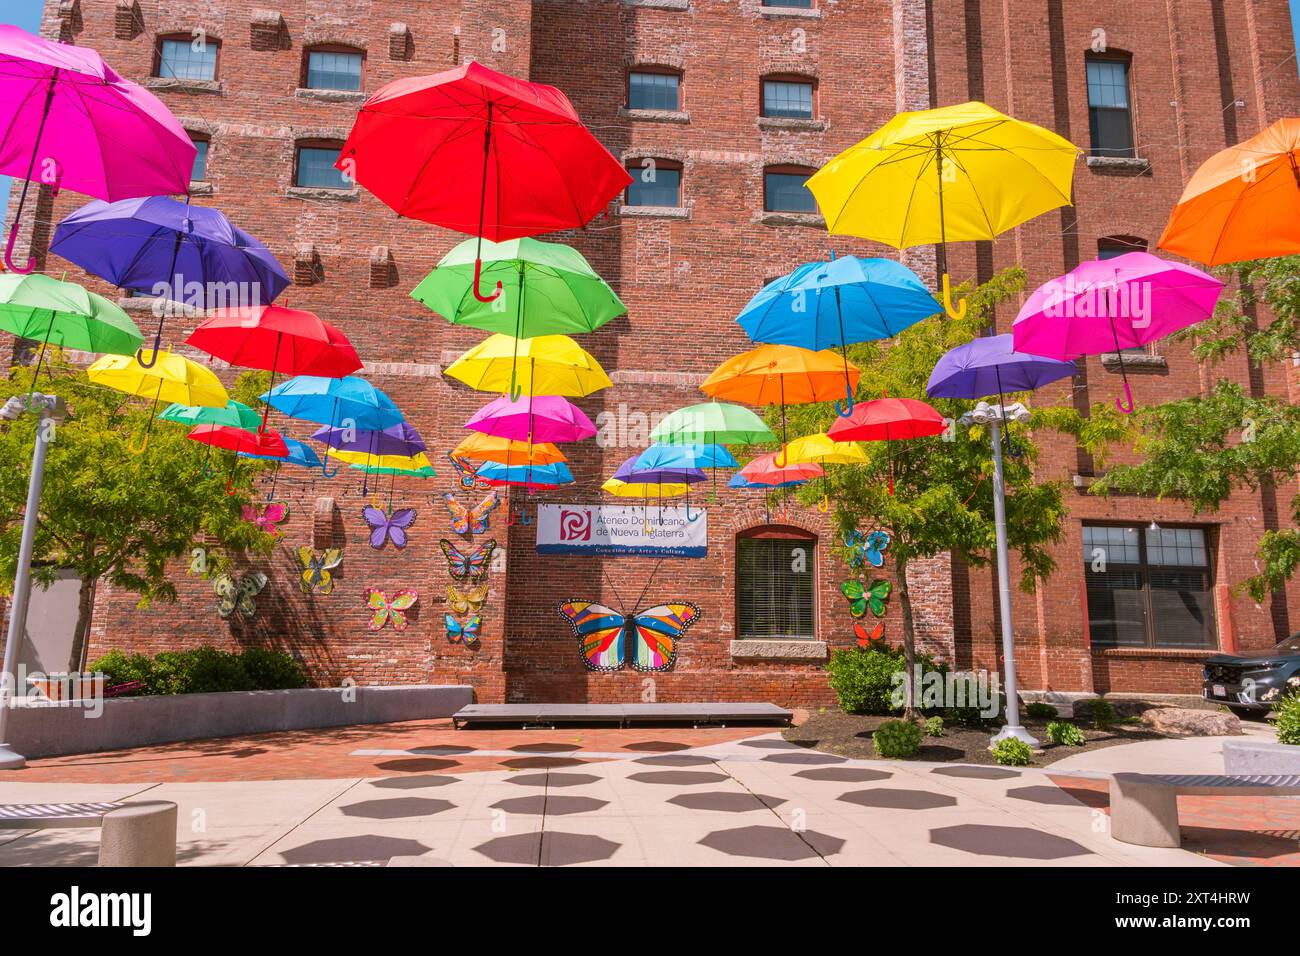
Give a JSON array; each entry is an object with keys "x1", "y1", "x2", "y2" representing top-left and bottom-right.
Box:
[
  {"x1": 1010, "y1": 251, "x2": 1222, "y2": 413},
  {"x1": 0, "y1": 25, "x2": 196, "y2": 273},
  {"x1": 465, "y1": 393, "x2": 597, "y2": 444}
]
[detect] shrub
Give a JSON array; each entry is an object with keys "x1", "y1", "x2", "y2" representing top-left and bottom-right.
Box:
[
  {"x1": 1025, "y1": 701, "x2": 1058, "y2": 720},
  {"x1": 1086, "y1": 697, "x2": 1118, "y2": 729},
  {"x1": 924, "y1": 716, "x2": 944, "y2": 737},
  {"x1": 1275, "y1": 693, "x2": 1300, "y2": 746},
  {"x1": 88, "y1": 646, "x2": 307, "y2": 696},
  {"x1": 89, "y1": 650, "x2": 155, "y2": 695},
  {"x1": 827, "y1": 645, "x2": 941, "y2": 715},
  {"x1": 991, "y1": 737, "x2": 1033, "y2": 766},
  {"x1": 240, "y1": 647, "x2": 308, "y2": 690},
  {"x1": 1046, "y1": 720, "x2": 1085, "y2": 747},
  {"x1": 872, "y1": 719, "x2": 923, "y2": 758}
]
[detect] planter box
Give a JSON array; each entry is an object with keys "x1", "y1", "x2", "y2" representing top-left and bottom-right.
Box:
[
  {"x1": 1223, "y1": 738, "x2": 1300, "y2": 775},
  {"x1": 5, "y1": 684, "x2": 473, "y2": 759}
]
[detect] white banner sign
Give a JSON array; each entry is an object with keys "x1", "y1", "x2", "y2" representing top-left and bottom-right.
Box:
[{"x1": 536, "y1": 504, "x2": 707, "y2": 558}]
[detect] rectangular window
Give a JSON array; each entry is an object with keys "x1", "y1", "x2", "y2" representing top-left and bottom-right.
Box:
[
  {"x1": 296, "y1": 146, "x2": 349, "y2": 189},
  {"x1": 191, "y1": 139, "x2": 209, "y2": 181},
  {"x1": 628, "y1": 72, "x2": 679, "y2": 111},
  {"x1": 306, "y1": 50, "x2": 363, "y2": 91},
  {"x1": 763, "y1": 0, "x2": 814, "y2": 7},
  {"x1": 1098, "y1": 239, "x2": 1155, "y2": 355},
  {"x1": 157, "y1": 38, "x2": 218, "y2": 81},
  {"x1": 737, "y1": 537, "x2": 815, "y2": 639},
  {"x1": 625, "y1": 164, "x2": 680, "y2": 207},
  {"x1": 1083, "y1": 524, "x2": 1216, "y2": 649},
  {"x1": 1087, "y1": 58, "x2": 1134, "y2": 157},
  {"x1": 762, "y1": 80, "x2": 813, "y2": 119},
  {"x1": 764, "y1": 171, "x2": 815, "y2": 213}
]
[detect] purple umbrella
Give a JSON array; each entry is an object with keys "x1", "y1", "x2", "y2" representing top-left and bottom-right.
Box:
[
  {"x1": 465, "y1": 393, "x2": 596, "y2": 443},
  {"x1": 0, "y1": 25, "x2": 195, "y2": 273},
  {"x1": 612, "y1": 455, "x2": 706, "y2": 485},
  {"x1": 51, "y1": 197, "x2": 290, "y2": 366},
  {"x1": 312, "y1": 420, "x2": 427, "y2": 457}
]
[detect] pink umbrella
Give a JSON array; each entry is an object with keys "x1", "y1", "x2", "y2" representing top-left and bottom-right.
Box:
[
  {"x1": 1011, "y1": 251, "x2": 1222, "y2": 413},
  {"x1": 0, "y1": 25, "x2": 196, "y2": 273},
  {"x1": 465, "y1": 393, "x2": 597, "y2": 443}
]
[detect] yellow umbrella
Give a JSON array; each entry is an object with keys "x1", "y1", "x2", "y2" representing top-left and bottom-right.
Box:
[
  {"x1": 452, "y1": 432, "x2": 567, "y2": 466},
  {"x1": 807, "y1": 101, "x2": 1078, "y2": 319},
  {"x1": 88, "y1": 350, "x2": 229, "y2": 453},
  {"x1": 783, "y1": 432, "x2": 868, "y2": 512},
  {"x1": 329, "y1": 448, "x2": 435, "y2": 472},
  {"x1": 445, "y1": 333, "x2": 612, "y2": 397},
  {"x1": 602, "y1": 477, "x2": 691, "y2": 532}
]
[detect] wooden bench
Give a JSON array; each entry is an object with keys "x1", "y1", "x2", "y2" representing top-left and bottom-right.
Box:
[
  {"x1": 1109, "y1": 773, "x2": 1300, "y2": 848},
  {"x1": 0, "y1": 801, "x2": 178, "y2": 866}
]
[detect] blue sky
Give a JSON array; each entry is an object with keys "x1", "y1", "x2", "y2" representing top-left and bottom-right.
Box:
[{"x1": 1, "y1": 0, "x2": 1300, "y2": 219}]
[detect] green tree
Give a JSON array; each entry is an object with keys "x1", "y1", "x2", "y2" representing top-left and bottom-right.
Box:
[
  {"x1": 0, "y1": 358, "x2": 274, "y2": 671},
  {"x1": 781, "y1": 268, "x2": 1108, "y2": 717},
  {"x1": 1090, "y1": 256, "x2": 1300, "y2": 600}
]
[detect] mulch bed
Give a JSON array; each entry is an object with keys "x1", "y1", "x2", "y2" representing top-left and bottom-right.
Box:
[{"x1": 782, "y1": 710, "x2": 1171, "y2": 767}]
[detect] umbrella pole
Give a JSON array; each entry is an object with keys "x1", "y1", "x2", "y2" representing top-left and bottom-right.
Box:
[
  {"x1": 4, "y1": 75, "x2": 57, "y2": 276},
  {"x1": 200, "y1": 442, "x2": 213, "y2": 478},
  {"x1": 774, "y1": 377, "x2": 789, "y2": 467},
  {"x1": 260, "y1": 333, "x2": 282, "y2": 434},
  {"x1": 128, "y1": 379, "x2": 165, "y2": 455},
  {"x1": 388, "y1": 469, "x2": 395, "y2": 511},
  {"x1": 266, "y1": 462, "x2": 279, "y2": 502},
  {"x1": 833, "y1": 287, "x2": 855, "y2": 417},
  {"x1": 1107, "y1": 308, "x2": 1136, "y2": 415},
  {"x1": 27, "y1": 310, "x2": 56, "y2": 401},
  {"x1": 225, "y1": 451, "x2": 239, "y2": 496},
  {"x1": 320, "y1": 398, "x2": 340, "y2": 477},
  {"x1": 508, "y1": 260, "x2": 525, "y2": 400},
  {"x1": 471, "y1": 103, "x2": 503, "y2": 303},
  {"x1": 993, "y1": 365, "x2": 1020, "y2": 458},
  {"x1": 137, "y1": 218, "x2": 187, "y2": 369},
  {"x1": 934, "y1": 136, "x2": 967, "y2": 321}
]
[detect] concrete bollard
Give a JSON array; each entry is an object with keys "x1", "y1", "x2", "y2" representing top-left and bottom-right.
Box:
[{"x1": 98, "y1": 801, "x2": 178, "y2": 867}]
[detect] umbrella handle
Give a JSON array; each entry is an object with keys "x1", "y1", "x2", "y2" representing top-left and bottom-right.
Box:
[
  {"x1": 127, "y1": 432, "x2": 150, "y2": 455},
  {"x1": 321, "y1": 459, "x2": 339, "y2": 478},
  {"x1": 941, "y1": 273, "x2": 966, "y2": 321},
  {"x1": 685, "y1": 503, "x2": 701, "y2": 522},
  {"x1": 773, "y1": 444, "x2": 789, "y2": 468},
  {"x1": 472, "y1": 258, "x2": 503, "y2": 303},
  {"x1": 4, "y1": 223, "x2": 34, "y2": 275},
  {"x1": 135, "y1": 339, "x2": 162, "y2": 370},
  {"x1": 506, "y1": 507, "x2": 518, "y2": 527},
  {"x1": 225, "y1": 475, "x2": 237, "y2": 496},
  {"x1": 1115, "y1": 380, "x2": 1136, "y2": 415},
  {"x1": 518, "y1": 506, "x2": 533, "y2": 526},
  {"x1": 835, "y1": 390, "x2": 855, "y2": 418},
  {"x1": 818, "y1": 493, "x2": 830, "y2": 513}
]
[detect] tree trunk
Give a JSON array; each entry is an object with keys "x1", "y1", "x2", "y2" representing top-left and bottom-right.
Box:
[
  {"x1": 68, "y1": 575, "x2": 97, "y2": 674},
  {"x1": 896, "y1": 557, "x2": 919, "y2": 721}
]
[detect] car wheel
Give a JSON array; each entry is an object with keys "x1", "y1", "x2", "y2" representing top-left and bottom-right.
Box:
[{"x1": 1229, "y1": 706, "x2": 1269, "y2": 722}]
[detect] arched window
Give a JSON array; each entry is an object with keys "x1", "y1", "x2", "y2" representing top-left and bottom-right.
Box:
[
  {"x1": 624, "y1": 157, "x2": 682, "y2": 207},
  {"x1": 302, "y1": 45, "x2": 365, "y2": 92},
  {"x1": 1097, "y1": 235, "x2": 1146, "y2": 259},
  {"x1": 761, "y1": 74, "x2": 815, "y2": 119},
  {"x1": 154, "y1": 33, "x2": 220, "y2": 80},
  {"x1": 627, "y1": 66, "x2": 682, "y2": 111},
  {"x1": 736, "y1": 525, "x2": 817, "y2": 639},
  {"x1": 294, "y1": 139, "x2": 349, "y2": 189},
  {"x1": 764, "y1": 164, "x2": 817, "y2": 213}
]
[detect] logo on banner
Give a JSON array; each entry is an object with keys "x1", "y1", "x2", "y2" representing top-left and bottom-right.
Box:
[{"x1": 559, "y1": 509, "x2": 592, "y2": 541}]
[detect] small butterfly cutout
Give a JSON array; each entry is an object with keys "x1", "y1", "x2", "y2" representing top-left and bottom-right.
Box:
[
  {"x1": 445, "y1": 612, "x2": 481, "y2": 648},
  {"x1": 214, "y1": 571, "x2": 268, "y2": 619},
  {"x1": 447, "y1": 583, "x2": 488, "y2": 615},
  {"x1": 443, "y1": 491, "x2": 498, "y2": 536},
  {"x1": 297, "y1": 546, "x2": 343, "y2": 595},
  {"x1": 366, "y1": 588, "x2": 418, "y2": 631},
  {"x1": 855, "y1": 620, "x2": 885, "y2": 648},
  {"x1": 439, "y1": 538, "x2": 495, "y2": 580},
  {"x1": 845, "y1": 529, "x2": 890, "y2": 569},
  {"x1": 243, "y1": 502, "x2": 288, "y2": 538},
  {"x1": 362, "y1": 505, "x2": 417, "y2": 550},
  {"x1": 841, "y1": 578, "x2": 891, "y2": 618}
]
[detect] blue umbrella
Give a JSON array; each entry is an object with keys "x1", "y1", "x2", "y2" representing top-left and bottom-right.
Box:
[
  {"x1": 634, "y1": 443, "x2": 737, "y2": 471},
  {"x1": 239, "y1": 437, "x2": 322, "y2": 501},
  {"x1": 478, "y1": 461, "x2": 574, "y2": 486},
  {"x1": 312, "y1": 420, "x2": 426, "y2": 456},
  {"x1": 262, "y1": 375, "x2": 404, "y2": 477},
  {"x1": 728, "y1": 472, "x2": 807, "y2": 489},
  {"x1": 51, "y1": 196, "x2": 290, "y2": 368},
  {"x1": 736, "y1": 255, "x2": 941, "y2": 415}
]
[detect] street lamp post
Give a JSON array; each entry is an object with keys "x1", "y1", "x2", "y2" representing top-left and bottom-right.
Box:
[
  {"x1": 0, "y1": 392, "x2": 67, "y2": 771},
  {"x1": 960, "y1": 400, "x2": 1039, "y2": 749}
]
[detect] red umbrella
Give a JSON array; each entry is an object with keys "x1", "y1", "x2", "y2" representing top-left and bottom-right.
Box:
[
  {"x1": 338, "y1": 61, "x2": 631, "y2": 302},
  {"x1": 828, "y1": 396, "x2": 946, "y2": 495},
  {"x1": 186, "y1": 304, "x2": 362, "y2": 431},
  {"x1": 188, "y1": 424, "x2": 287, "y2": 494}
]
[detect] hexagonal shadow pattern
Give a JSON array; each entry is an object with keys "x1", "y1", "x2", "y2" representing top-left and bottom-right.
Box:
[
  {"x1": 339, "y1": 797, "x2": 456, "y2": 820},
  {"x1": 929, "y1": 824, "x2": 1093, "y2": 860},
  {"x1": 499, "y1": 756, "x2": 588, "y2": 770},
  {"x1": 507, "y1": 742, "x2": 580, "y2": 753},
  {"x1": 699, "y1": 825, "x2": 845, "y2": 861},
  {"x1": 795, "y1": 767, "x2": 892, "y2": 783},
  {"x1": 279, "y1": 835, "x2": 432, "y2": 865},
  {"x1": 633, "y1": 754, "x2": 717, "y2": 767},
  {"x1": 739, "y1": 738, "x2": 805, "y2": 750},
  {"x1": 763, "y1": 751, "x2": 848, "y2": 765},
  {"x1": 667, "y1": 791, "x2": 787, "y2": 812},
  {"x1": 370, "y1": 774, "x2": 459, "y2": 790},
  {"x1": 623, "y1": 740, "x2": 691, "y2": 753},
  {"x1": 374, "y1": 758, "x2": 460, "y2": 773},
  {"x1": 930, "y1": 765, "x2": 1019, "y2": 780},
  {"x1": 627, "y1": 770, "x2": 730, "y2": 786},
  {"x1": 490, "y1": 795, "x2": 609, "y2": 816},
  {"x1": 506, "y1": 772, "x2": 602, "y2": 788},
  {"x1": 473, "y1": 832, "x2": 541, "y2": 865},
  {"x1": 474, "y1": 831, "x2": 622, "y2": 866},
  {"x1": 838, "y1": 788, "x2": 958, "y2": 810}
]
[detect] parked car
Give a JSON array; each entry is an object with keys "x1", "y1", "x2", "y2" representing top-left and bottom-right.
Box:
[{"x1": 1203, "y1": 633, "x2": 1300, "y2": 718}]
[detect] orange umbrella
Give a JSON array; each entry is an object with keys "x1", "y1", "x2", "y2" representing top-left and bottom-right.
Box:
[
  {"x1": 451, "y1": 431, "x2": 567, "y2": 466},
  {"x1": 1158, "y1": 118, "x2": 1300, "y2": 265},
  {"x1": 701, "y1": 344, "x2": 860, "y2": 465}
]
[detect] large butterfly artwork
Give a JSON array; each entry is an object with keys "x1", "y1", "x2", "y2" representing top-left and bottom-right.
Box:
[
  {"x1": 439, "y1": 538, "x2": 496, "y2": 580},
  {"x1": 443, "y1": 491, "x2": 497, "y2": 536},
  {"x1": 445, "y1": 612, "x2": 481, "y2": 648},
  {"x1": 214, "y1": 571, "x2": 268, "y2": 619},
  {"x1": 362, "y1": 505, "x2": 417, "y2": 550},
  {"x1": 555, "y1": 600, "x2": 701, "y2": 673},
  {"x1": 447, "y1": 583, "x2": 488, "y2": 615},
  {"x1": 841, "y1": 578, "x2": 891, "y2": 618},
  {"x1": 296, "y1": 546, "x2": 343, "y2": 595},
  {"x1": 366, "y1": 588, "x2": 418, "y2": 631},
  {"x1": 845, "y1": 529, "x2": 891, "y2": 569},
  {"x1": 242, "y1": 502, "x2": 288, "y2": 538},
  {"x1": 446, "y1": 452, "x2": 491, "y2": 490}
]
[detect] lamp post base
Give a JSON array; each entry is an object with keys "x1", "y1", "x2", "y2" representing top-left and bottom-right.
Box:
[
  {"x1": 990, "y1": 725, "x2": 1040, "y2": 749},
  {"x1": 0, "y1": 744, "x2": 26, "y2": 770}
]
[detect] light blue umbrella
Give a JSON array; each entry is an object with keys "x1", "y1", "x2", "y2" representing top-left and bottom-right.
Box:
[
  {"x1": 736, "y1": 255, "x2": 941, "y2": 415},
  {"x1": 478, "y1": 461, "x2": 574, "y2": 486},
  {"x1": 634, "y1": 443, "x2": 738, "y2": 471},
  {"x1": 239, "y1": 437, "x2": 322, "y2": 468},
  {"x1": 261, "y1": 375, "x2": 404, "y2": 476}
]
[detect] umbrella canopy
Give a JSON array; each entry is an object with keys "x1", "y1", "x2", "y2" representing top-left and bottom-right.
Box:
[
  {"x1": 312, "y1": 420, "x2": 426, "y2": 456},
  {"x1": 828, "y1": 397, "x2": 947, "y2": 443},
  {"x1": 612, "y1": 455, "x2": 705, "y2": 485},
  {"x1": 1010, "y1": 251, "x2": 1222, "y2": 412},
  {"x1": 479, "y1": 461, "x2": 575, "y2": 486},
  {"x1": 927, "y1": 333, "x2": 1077, "y2": 399},
  {"x1": 701, "y1": 344, "x2": 860, "y2": 406},
  {"x1": 88, "y1": 351, "x2": 228, "y2": 408},
  {"x1": 465, "y1": 393, "x2": 597, "y2": 444},
  {"x1": 445, "y1": 334, "x2": 612, "y2": 397},
  {"x1": 350, "y1": 462, "x2": 438, "y2": 478},
  {"x1": 1157, "y1": 118, "x2": 1300, "y2": 266},
  {"x1": 783, "y1": 433, "x2": 868, "y2": 466},
  {"x1": 0, "y1": 25, "x2": 195, "y2": 272},
  {"x1": 634, "y1": 443, "x2": 738, "y2": 471},
  {"x1": 602, "y1": 477, "x2": 691, "y2": 499},
  {"x1": 261, "y1": 376, "x2": 404, "y2": 430},
  {"x1": 452, "y1": 432, "x2": 567, "y2": 466},
  {"x1": 160, "y1": 399, "x2": 261, "y2": 431},
  {"x1": 0, "y1": 272, "x2": 143, "y2": 358},
  {"x1": 187, "y1": 424, "x2": 287, "y2": 457},
  {"x1": 239, "y1": 437, "x2": 322, "y2": 469},
  {"x1": 737, "y1": 453, "x2": 824, "y2": 486},
  {"x1": 650, "y1": 401, "x2": 776, "y2": 445},
  {"x1": 330, "y1": 448, "x2": 435, "y2": 472},
  {"x1": 187, "y1": 305, "x2": 361, "y2": 378},
  {"x1": 728, "y1": 472, "x2": 809, "y2": 490}
]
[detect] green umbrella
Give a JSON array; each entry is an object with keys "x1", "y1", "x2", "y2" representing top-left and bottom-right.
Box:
[
  {"x1": 0, "y1": 273, "x2": 143, "y2": 376},
  {"x1": 651, "y1": 401, "x2": 777, "y2": 500},
  {"x1": 348, "y1": 462, "x2": 438, "y2": 478},
  {"x1": 160, "y1": 400, "x2": 262, "y2": 430},
  {"x1": 411, "y1": 236, "x2": 625, "y2": 399}
]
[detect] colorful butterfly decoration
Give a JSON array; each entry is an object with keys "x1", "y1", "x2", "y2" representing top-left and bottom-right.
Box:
[
  {"x1": 366, "y1": 588, "x2": 418, "y2": 631},
  {"x1": 445, "y1": 612, "x2": 482, "y2": 648},
  {"x1": 447, "y1": 583, "x2": 488, "y2": 615},
  {"x1": 555, "y1": 600, "x2": 700, "y2": 673},
  {"x1": 841, "y1": 578, "x2": 891, "y2": 618},
  {"x1": 296, "y1": 546, "x2": 343, "y2": 595},
  {"x1": 362, "y1": 505, "x2": 417, "y2": 550},
  {"x1": 242, "y1": 502, "x2": 288, "y2": 538},
  {"x1": 855, "y1": 620, "x2": 885, "y2": 648},
  {"x1": 446, "y1": 452, "x2": 491, "y2": 490},
  {"x1": 443, "y1": 491, "x2": 497, "y2": 535},
  {"x1": 845, "y1": 529, "x2": 891, "y2": 569},
  {"x1": 214, "y1": 571, "x2": 268, "y2": 619},
  {"x1": 439, "y1": 538, "x2": 496, "y2": 580}
]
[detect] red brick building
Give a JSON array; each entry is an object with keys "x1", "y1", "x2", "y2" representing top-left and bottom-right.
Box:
[{"x1": 6, "y1": 0, "x2": 1300, "y2": 706}]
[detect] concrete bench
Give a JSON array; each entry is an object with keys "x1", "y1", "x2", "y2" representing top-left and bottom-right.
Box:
[
  {"x1": 0, "y1": 801, "x2": 177, "y2": 866},
  {"x1": 1109, "y1": 773, "x2": 1300, "y2": 848}
]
